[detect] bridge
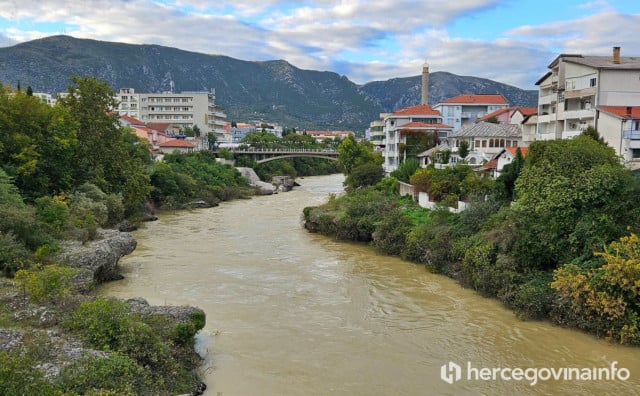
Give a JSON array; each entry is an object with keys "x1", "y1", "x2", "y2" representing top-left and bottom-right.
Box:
[{"x1": 213, "y1": 148, "x2": 339, "y2": 164}]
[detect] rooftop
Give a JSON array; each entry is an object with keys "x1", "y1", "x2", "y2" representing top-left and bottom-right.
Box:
[
  {"x1": 598, "y1": 106, "x2": 640, "y2": 119},
  {"x1": 439, "y1": 94, "x2": 508, "y2": 105},
  {"x1": 450, "y1": 121, "x2": 522, "y2": 138},
  {"x1": 391, "y1": 104, "x2": 441, "y2": 116}
]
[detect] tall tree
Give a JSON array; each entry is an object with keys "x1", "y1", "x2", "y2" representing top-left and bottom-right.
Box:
[{"x1": 58, "y1": 76, "x2": 151, "y2": 213}]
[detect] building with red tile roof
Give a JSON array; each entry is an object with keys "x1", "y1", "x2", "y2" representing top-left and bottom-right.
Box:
[
  {"x1": 382, "y1": 104, "x2": 452, "y2": 173},
  {"x1": 158, "y1": 138, "x2": 196, "y2": 154},
  {"x1": 597, "y1": 106, "x2": 640, "y2": 168},
  {"x1": 433, "y1": 94, "x2": 510, "y2": 132}
]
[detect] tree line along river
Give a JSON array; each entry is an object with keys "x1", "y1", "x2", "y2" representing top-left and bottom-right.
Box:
[{"x1": 97, "y1": 174, "x2": 639, "y2": 395}]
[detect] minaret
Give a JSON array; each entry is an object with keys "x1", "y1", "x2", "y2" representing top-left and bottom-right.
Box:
[{"x1": 421, "y1": 61, "x2": 429, "y2": 105}]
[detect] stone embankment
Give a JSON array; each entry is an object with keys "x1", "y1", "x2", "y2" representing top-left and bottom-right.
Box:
[{"x1": 0, "y1": 229, "x2": 207, "y2": 395}]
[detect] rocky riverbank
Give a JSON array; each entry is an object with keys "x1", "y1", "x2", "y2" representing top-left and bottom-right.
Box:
[{"x1": 0, "y1": 229, "x2": 207, "y2": 395}]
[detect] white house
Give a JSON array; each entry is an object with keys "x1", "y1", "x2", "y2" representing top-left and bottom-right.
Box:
[
  {"x1": 596, "y1": 106, "x2": 640, "y2": 168},
  {"x1": 433, "y1": 94, "x2": 509, "y2": 132},
  {"x1": 382, "y1": 104, "x2": 452, "y2": 173},
  {"x1": 448, "y1": 122, "x2": 522, "y2": 166}
]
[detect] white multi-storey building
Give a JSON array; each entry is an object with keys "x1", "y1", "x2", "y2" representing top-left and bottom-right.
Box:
[
  {"x1": 115, "y1": 88, "x2": 229, "y2": 142},
  {"x1": 383, "y1": 104, "x2": 452, "y2": 174},
  {"x1": 535, "y1": 46, "x2": 640, "y2": 142},
  {"x1": 433, "y1": 94, "x2": 509, "y2": 132}
]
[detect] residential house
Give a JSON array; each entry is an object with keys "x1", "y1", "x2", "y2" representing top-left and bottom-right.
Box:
[
  {"x1": 447, "y1": 121, "x2": 522, "y2": 166},
  {"x1": 597, "y1": 106, "x2": 640, "y2": 168},
  {"x1": 433, "y1": 94, "x2": 509, "y2": 132},
  {"x1": 482, "y1": 146, "x2": 529, "y2": 178},
  {"x1": 536, "y1": 46, "x2": 640, "y2": 142},
  {"x1": 305, "y1": 130, "x2": 353, "y2": 143},
  {"x1": 118, "y1": 115, "x2": 169, "y2": 151},
  {"x1": 382, "y1": 104, "x2": 452, "y2": 173},
  {"x1": 158, "y1": 139, "x2": 196, "y2": 154}
]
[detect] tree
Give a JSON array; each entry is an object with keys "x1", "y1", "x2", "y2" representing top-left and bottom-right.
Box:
[
  {"x1": 26, "y1": 86, "x2": 33, "y2": 96},
  {"x1": 458, "y1": 140, "x2": 470, "y2": 160},
  {"x1": 337, "y1": 135, "x2": 382, "y2": 175},
  {"x1": 495, "y1": 147, "x2": 524, "y2": 201},
  {"x1": 510, "y1": 135, "x2": 640, "y2": 269},
  {"x1": 552, "y1": 233, "x2": 640, "y2": 344},
  {"x1": 58, "y1": 76, "x2": 151, "y2": 214},
  {"x1": 391, "y1": 158, "x2": 419, "y2": 183},
  {"x1": 581, "y1": 126, "x2": 607, "y2": 145},
  {"x1": 344, "y1": 162, "x2": 384, "y2": 190}
]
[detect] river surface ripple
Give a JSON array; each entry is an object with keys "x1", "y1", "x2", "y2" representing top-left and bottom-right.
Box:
[{"x1": 98, "y1": 174, "x2": 639, "y2": 396}]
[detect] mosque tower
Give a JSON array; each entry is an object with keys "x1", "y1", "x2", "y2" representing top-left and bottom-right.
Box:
[{"x1": 421, "y1": 61, "x2": 429, "y2": 105}]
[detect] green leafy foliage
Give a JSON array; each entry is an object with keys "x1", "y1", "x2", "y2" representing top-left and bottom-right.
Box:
[
  {"x1": 14, "y1": 265, "x2": 77, "y2": 304},
  {"x1": 0, "y1": 351, "x2": 56, "y2": 395},
  {"x1": 390, "y1": 158, "x2": 419, "y2": 183}
]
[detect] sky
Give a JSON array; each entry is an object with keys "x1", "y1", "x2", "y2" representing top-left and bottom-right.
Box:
[{"x1": 1, "y1": 0, "x2": 639, "y2": 90}]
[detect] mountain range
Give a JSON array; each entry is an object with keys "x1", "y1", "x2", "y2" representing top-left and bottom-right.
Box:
[{"x1": 0, "y1": 35, "x2": 538, "y2": 131}]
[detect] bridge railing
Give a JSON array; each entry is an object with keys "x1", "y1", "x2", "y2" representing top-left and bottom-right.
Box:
[{"x1": 220, "y1": 148, "x2": 337, "y2": 154}]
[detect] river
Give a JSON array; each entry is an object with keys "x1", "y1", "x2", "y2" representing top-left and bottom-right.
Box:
[{"x1": 98, "y1": 174, "x2": 639, "y2": 395}]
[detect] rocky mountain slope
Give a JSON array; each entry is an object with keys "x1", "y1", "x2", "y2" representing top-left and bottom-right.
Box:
[{"x1": 0, "y1": 35, "x2": 538, "y2": 131}]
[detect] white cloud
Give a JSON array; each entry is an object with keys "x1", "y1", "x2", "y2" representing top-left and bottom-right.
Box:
[
  {"x1": 0, "y1": 0, "x2": 639, "y2": 90},
  {"x1": 0, "y1": 32, "x2": 17, "y2": 47}
]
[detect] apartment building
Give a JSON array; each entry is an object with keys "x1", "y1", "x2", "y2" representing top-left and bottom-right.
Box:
[
  {"x1": 535, "y1": 46, "x2": 640, "y2": 142},
  {"x1": 368, "y1": 117, "x2": 386, "y2": 152},
  {"x1": 383, "y1": 104, "x2": 452, "y2": 173},
  {"x1": 433, "y1": 94, "x2": 509, "y2": 132},
  {"x1": 115, "y1": 88, "x2": 229, "y2": 142}
]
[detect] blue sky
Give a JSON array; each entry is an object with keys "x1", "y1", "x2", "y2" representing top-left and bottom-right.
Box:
[{"x1": 1, "y1": 0, "x2": 639, "y2": 89}]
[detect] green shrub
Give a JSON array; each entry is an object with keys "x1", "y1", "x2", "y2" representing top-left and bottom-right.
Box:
[
  {"x1": 35, "y1": 195, "x2": 69, "y2": 235},
  {"x1": 0, "y1": 231, "x2": 31, "y2": 277},
  {"x1": 372, "y1": 209, "x2": 412, "y2": 255},
  {"x1": 58, "y1": 352, "x2": 150, "y2": 395},
  {"x1": 0, "y1": 351, "x2": 56, "y2": 395},
  {"x1": 14, "y1": 265, "x2": 77, "y2": 304}
]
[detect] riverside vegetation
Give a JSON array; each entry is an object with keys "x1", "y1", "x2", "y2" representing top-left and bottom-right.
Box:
[
  {"x1": 0, "y1": 77, "x2": 263, "y2": 394},
  {"x1": 305, "y1": 131, "x2": 640, "y2": 345},
  {"x1": 1, "y1": 75, "x2": 347, "y2": 394}
]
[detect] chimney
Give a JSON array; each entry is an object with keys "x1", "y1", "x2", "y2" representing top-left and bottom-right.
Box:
[
  {"x1": 613, "y1": 46, "x2": 621, "y2": 64},
  {"x1": 626, "y1": 106, "x2": 632, "y2": 116},
  {"x1": 421, "y1": 61, "x2": 429, "y2": 105}
]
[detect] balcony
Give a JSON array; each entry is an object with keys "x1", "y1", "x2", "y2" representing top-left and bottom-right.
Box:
[
  {"x1": 623, "y1": 129, "x2": 640, "y2": 139},
  {"x1": 563, "y1": 109, "x2": 594, "y2": 120},
  {"x1": 538, "y1": 94, "x2": 556, "y2": 105},
  {"x1": 561, "y1": 130, "x2": 582, "y2": 139},
  {"x1": 537, "y1": 114, "x2": 556, "y2": 123}
]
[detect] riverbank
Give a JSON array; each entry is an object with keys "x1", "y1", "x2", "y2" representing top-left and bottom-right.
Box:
[
  {"x1": 0, "y1": 228, "x2": 207, "y2": 395},
  {"x1": 302, "y1": 184, "x2": 640, "y2": 346}
]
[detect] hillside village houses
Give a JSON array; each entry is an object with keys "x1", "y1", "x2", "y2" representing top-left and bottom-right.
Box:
[{"x1": 378, "y1": 46, "x2": 640, "y2": 176}]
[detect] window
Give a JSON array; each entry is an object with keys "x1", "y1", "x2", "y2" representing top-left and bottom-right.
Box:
[
  {"x1": 634, "y1": 121, "x2": 640, "y2": 131},
  {"x1": 482, "y1": 140, "x2": 487, "y2": 148},
  {"x1": 590, "y1": 78, "x2": 597, "y2": 87},
  {"x1": 489, "y1": 139, "x2": 494, "y2": 148}
]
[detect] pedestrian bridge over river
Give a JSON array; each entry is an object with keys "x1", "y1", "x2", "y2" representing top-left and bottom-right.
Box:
[{"x1": 212, "y1": 148, "x2": 339, "y2": 164}]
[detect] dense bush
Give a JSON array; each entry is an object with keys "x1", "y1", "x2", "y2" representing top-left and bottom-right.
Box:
[
  {"x1": 15, "y1": 265, "x2": 77, "y2": 305},
  {"x1": 63, "y1": 297, "x2": 200, "y2": 392},
  {"x1": 0, "y1": 351, "x2": 56, "y2": 395}
]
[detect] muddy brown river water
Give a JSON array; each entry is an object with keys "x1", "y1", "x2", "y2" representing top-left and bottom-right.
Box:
[{"x1": 98, "y1": 174, "x2": 639, "y2": 395}]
